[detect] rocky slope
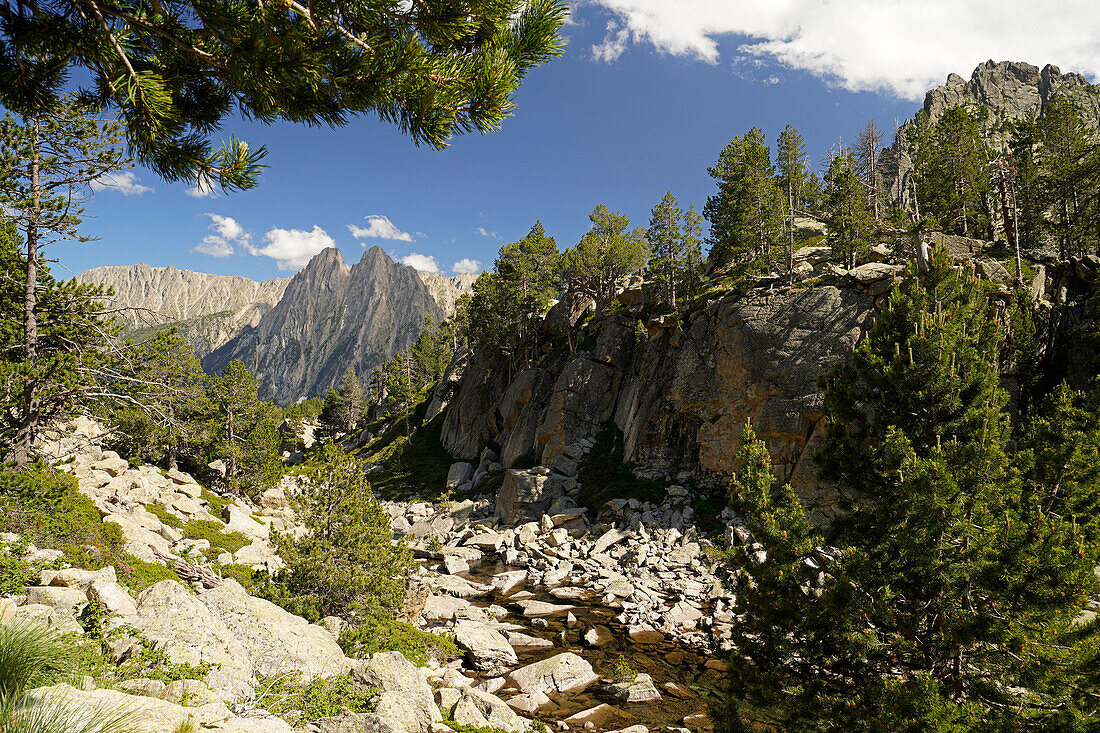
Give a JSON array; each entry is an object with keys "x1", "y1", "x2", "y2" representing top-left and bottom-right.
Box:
[
  {"x1": 203, "y1": 246, "x2": 445, "y2": 404},
  {"x1": 437, "y1": 277, "x2": 874, "y2": 498},
  {"x1": 77, "y1": 264, "x2": 290, "y2": 358},
  {"x1": 22, "y1": 416, "x2": 719, "y2": 733},
  {"x1": 420, "y1": 271, "x2": 478, "y2": 317},
  {"x1": 884, "y1": 60, "x2": 1100, "y2": 210},
  {"x1": 428, "y1": 230, "x2": 1065, "y2": 501}
]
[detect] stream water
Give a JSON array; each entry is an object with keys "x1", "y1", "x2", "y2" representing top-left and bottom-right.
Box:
[{"x1": 458, "y1": 561, "x2": 724, "y2": 732}]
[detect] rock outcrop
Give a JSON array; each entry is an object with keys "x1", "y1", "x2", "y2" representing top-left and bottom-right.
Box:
[
  {"x1": 884, "y1": 60, "x2": 1100, "y2": 211},
  {"x1": 77, "y1": 264, "x2": 289, "y2": 357},
  {"x1": 204, "y1": 247, "x2": 445, "y2": 403},
  {"x1": 440, "y1": 284, "x2": 873, "y2": 494}
]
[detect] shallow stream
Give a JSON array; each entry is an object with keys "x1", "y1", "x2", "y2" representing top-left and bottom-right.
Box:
[{"x1": 460, "y1": 561, "x2": 724, "y2": 731}]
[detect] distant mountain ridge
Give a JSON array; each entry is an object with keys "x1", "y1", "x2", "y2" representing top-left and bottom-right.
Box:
[
  {"x1": 76, "y1": 264, "x2": 290, "y2": 357},
  {"x1": 202, "y1": 246, "x2": 450, "y2": 404},
  {"x1": 80, "y1": 250, "x2": 478, "y2": 404}
]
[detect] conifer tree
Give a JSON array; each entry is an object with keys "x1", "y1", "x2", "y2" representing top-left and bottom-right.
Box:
[
  {"x1": 776, "y1": 125, "x2": 808, "y2": 275},
  {"x1": 823, "y1": 151, "x2": 873, "y2": 268},
  {"x1": 0, "y1": 0, "x2": 569, "y2": 189},
  {"x1": 557, "y1": 204, "x2": 649, "y2": 315},
  {"x1": 206, "y1": 360, "x2": 281, "y2": 494},
  {"x1": 914, "y1": 105, "x2": 994, "y2": 237},
  {"x1": 494, "y1": 223, "x2": 559, "y2": 366},
  {"x1": 270, "y1": 442, "x2": 414, "y2": 624},
  {"x1": 854, "y1": 119, "x2": 885, "y2": 221},
  {"x1": 1036, "y1": 97, "x2": 1098, "y2": 258},
  {"x1": 319, "y1": 367, "x2": 366, "y2": 440},
  {"x1": 0, "y1": 217, "x2": 118, "y2": 468},
  {"x1": 720, "y1": 249, "x2": 1100, "y2": 731},
  {"x1": 647, "y1": 191, "x2": 703, "y2": 311},
  {"x1": 704, "y1": 128, "x2": 784, "y2": 274},
  {"x1": 0, "y1": 98, "x2": 130, "y2": 469},
  {"x1": 109, "y1": 328, "x2": 210, "y2": 471}
]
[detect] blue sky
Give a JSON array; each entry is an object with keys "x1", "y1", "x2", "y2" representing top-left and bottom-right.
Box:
[{"x1": 55, "y1": 0, "x2": 1100, "y2": 282}]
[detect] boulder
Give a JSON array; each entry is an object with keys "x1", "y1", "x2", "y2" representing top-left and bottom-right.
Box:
[
  {"x1": 515, "y1": 600, "x2": 575, "y2": 618},
  {"x1": 489, "y1": 570, "x2": 527, "y2": 597},
  {"x1": 351, "y1": 652, "x2": 441, "y2": 733},
  {"x1": 199, "y1": 579, "x2": 351, "y2": 680},
  {"x1": 23, "y1": 684, "x2": 217, "y2": 733},
  {"x1": 87, "y1": 580, "x2": 138, "y2": 616},
  {"x1": 421, "y1": 595, "x2": 472, "y2": 623},
  {"x1": 133, "y1": 581, "x2": 256, "y2": 700},
  {"x1": 103, "y1": 514, "x2": 176, "y2": 563},
  {"x1": 446, "y1": 462, "x2": 475, "y2": 490},
  {"x1": 505, "y1": 652, "x2": 598, "y2": 695},
  {"x1": 211, "y1": 717, "x2": 296, "y2": 732},
  {"x1": 24, "y1": 586, "x2": 88, "y2": 618},
  {"x1": 848, "y1": 262, "x2": 904, "y2": 285},
  {"x1": 14, "y1": 603, "x2": 83, "y2": 635},
  {"x1": 453, "y1": 621, "x2": 518, "y2": 675},
  {"x1": 496, "y1": 470, "x2": 565, "y2": 524},
  {"x1": 315, "y1": 711, "x2": 402, "y2": 733},
  {"x1": 603, "y1": 673, "x2": 661, "y2": 703},
  {"x1": 450, "y1": 687, "x2": 526, "y2": 732},
  {"x1": 39, "y1": 566, "x2": 116, "y2": 591},
  {"x1": 582, "y1": 625, "x2": 613, "y2": 648}
]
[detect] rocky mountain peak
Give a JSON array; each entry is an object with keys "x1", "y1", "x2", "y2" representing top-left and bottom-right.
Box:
[
  {"x1": 203, "y1": 246, "x2": 445, "y2": 403},
  {"x1": 885, "y1": 59, "x2": 1100, "y2": 210}
]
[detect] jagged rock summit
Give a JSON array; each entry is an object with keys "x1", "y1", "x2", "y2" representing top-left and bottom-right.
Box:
[
  {"x1": 203, "y1": 246, "x2": 444, "y2": 403},
  {"x1": 885, "y1": 60, "x2": 1100, "y2": 208},
  {"x1": 76, "y1": 263, "x2": 289, "y2": 357}
]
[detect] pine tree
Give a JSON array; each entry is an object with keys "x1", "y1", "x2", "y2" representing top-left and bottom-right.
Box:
[
  {"x1": 647, "y1": 192, "x2": 703, "y2": 311},
  {"x1": 0, "y1": 98, "x2": 130, "y2": 469},
  {"x1": 823, "y1": 151, "x2": 873, "y2": 268},
  {"x1": 800, "y1": 171, "x2": 826, "y2": 217},
  {"x1": 704, "y1": 128, "x2": 784, "y2": 274},
  {"x1": 0, "y1": 0, "x2": 569, "y2": 189},
  {"x1": 270, "y1": 442, "x2": 414, "y2": 624},
  {"x1": 206, "y1": 360, "x2": 281, "y2": 494},
  {"x1": 557, "y1": 204, "x2": 649, "y2": 315},
  {"x1": 776, "y1": 125, "x2": 809, "y2": 276},
  {"x1": 854, "y1": 119, "x2": 885, "y2": 221},
  {"x1": 914, "y1": 105, "x2": 994, "y2": 237},
  {"x1": 1036, "y1": 97, "x2": 1098, "y2": 259},
  {"x1": 0, "y1": 217, "x2": 119, "y2": 468},
  {"x1": 494, "y1": 223, "x2": 559, "y2": 367},
  {"x1": 319, "y1": 367, "x2": 366, "y2": 440},
  {"x1": 719, "y1": 248, "x2": 1100, "y2": 731},
  {"x1": 109, "y1": 329, "x2": 210, "y2": 471}
]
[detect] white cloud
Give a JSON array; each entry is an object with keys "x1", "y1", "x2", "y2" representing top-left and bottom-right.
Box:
[
  {"x1": 453, "y1": 258, "x2": 482, "y2": 275},
  {"x1": 347, "y1": 215, "x2": 414, "y2": 242},
  {"x1": 402, "y1": 253, "x2": 440, "y2": 273},
  {"x1": 207, "y1": 213, "x2": 246, "y2": 242},
  {"x1": 90, "y1": 171, "x2": 153, "y2": 196},
  {"x1": 185, "y1": 176, "x2": 217, "y2": 198},
  {"x1": 248, "y1": 225, "x2": 335, "y2": 270},
  {"x1": 192, "y1": 213, "x2": 250, "y2": 258},
  {"x1": 193, "y1": 237, "x2": 235, "y2": 258},
  {"x1": 476, "y1": 226, "x2": 501, "y2": 239},
  {"x1": 585, "y1": 0, "x2": 1100, "y2": 99}
]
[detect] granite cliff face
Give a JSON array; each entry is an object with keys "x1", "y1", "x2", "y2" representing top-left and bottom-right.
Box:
[
  {"x1": 203, "y1": 246, "x2": 444, "y2": 404},
  {"x1": 77, "y1": 264, "x2": 289, "y2": 357},
  {"x1": 884, "y1": 60, "x2": 1100, "y2": 209},
  {"x1": 437, "y1": 283, "x2": 874, "y2": 496}
]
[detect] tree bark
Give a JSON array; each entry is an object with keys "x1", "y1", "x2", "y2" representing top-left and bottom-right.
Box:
[{"x1": 12, "y1": 116, "x2": 42, "y2": 471}]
